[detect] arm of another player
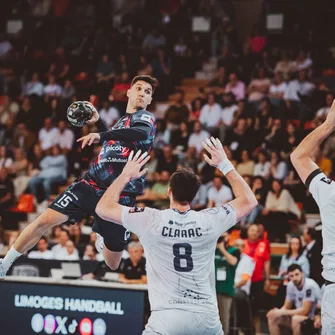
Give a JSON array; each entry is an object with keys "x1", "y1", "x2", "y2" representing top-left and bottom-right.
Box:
[
  {"x1": 291, "y1": 99, "x2": 335, "y2": 184},
  {"x1": 96, "y1": 150, "x2": 150, "y2": 224},
  {"x1": 203, "y1": 137, "x2": 258, "y2": 222}
]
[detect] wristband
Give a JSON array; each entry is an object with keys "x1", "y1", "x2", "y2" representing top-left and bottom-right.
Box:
[{"x1": 218, "y1": 159, "x2": 235, "y2": 176}]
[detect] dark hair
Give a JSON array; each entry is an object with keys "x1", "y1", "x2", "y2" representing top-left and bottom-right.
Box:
[
  {"x1": 287, "y1": 263, "x2": 302, "y2": 273},
  {"x1": 60, "y1": 228, "x2": 70, "y2": 239},
  {"x1": 39, "y1": 236, "x2": 48, "y2": 243},
  {"x1": 286, "y1": 236, "x2": 303, "y2": 259},
  {"x1": 170, "y1": 168, "x2": 200, "y2": 204},
  {"x1": 131, "y1": 75, "x2": 158, "y2": 93},
  {"x1": 305, "y1": 227, "x2": 317, "y2": 240}
]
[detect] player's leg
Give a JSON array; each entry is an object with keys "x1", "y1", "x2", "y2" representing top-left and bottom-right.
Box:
[
  {"x1": 0, "y1": 208, "x2": 68, "y2": 278},
  {"x1": 291, "y1": 315, "x2": 307, "y2": 335},
  {"x1": 321, "y1": 283, "x2": 335, "y2": 335},
  {"x1": 267, "y1": 315, "x2": 290, "y2": 335}
]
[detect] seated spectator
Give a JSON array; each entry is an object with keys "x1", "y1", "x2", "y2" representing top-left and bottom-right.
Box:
[
  {"x1": 189, "y1": 97, "x2": 204, "y2": 122},
  {"x1": 269, "y1": 151, "x2": 288, "y2": 181},
  {"x1": 28, "y1": 144, "x2": 44, "y2": 177},
  {"x1": 28, "y1": 236, "x2": 54, "y2": 259},
  {"x1": 279, "y1": 237, "x2": 310, "y2": 279},
  {"x1": 145, "y1": 150, "x2": 158, "y2": 185},
  {"x1": 247, "y1": 67, "x2": 270, "y2": 102},
  {"x1": 0, "y1": 145, "x2": 13, "y2": 168},
  {"x1": 0, "y1": 168, "x2": 14, "y2": 216},
  {"x1": 313, "y1": 92, "x2": 334, "y2": 126},
  {"x1": 118, "y1": 241, "x2": 147, "y2": 284},
  {"x1": 22, "y1": 72, "x2": 44, "y2": 97},
  {"x1": 284, "y1": 70, "x2": 314, "y2": 122},
  {"x1": 255, "y1": 98, "x2": 274, "y2": 133},
  {"x1": 83, "y1": 244, "x2": 97, "y2": 261},
  {"x1": 99, "y1": 101, "x2": 119, "y2": 128},
  {"x1": 232, "y1": 238, "x2": 255, "y2": 335},
  {"x1": 0, "y1": 95, "x2": 19, "y2": 125},
  {"x1": 215, "y1": 230, "x2": 240, "y2": 334},
  {"x1": 47, "y1": 46, "x2": 70, "y2": 80},
  {"x1": 178, "y1": 146, "x2": 198, "y2": 171},
  {"x1": 170, "y1": 121, "x2": 190, "y2": 151},
  {"x1": 38, "y1": 117, "x2": 58, "y2": 152},
  {"x1": 208, "y1": 67, "x2": 227, "y2": 92},
  {"x1": 55, "y1": 120, "x2": 74, "y2": 154},
  {"x1": 262, "y1": 180, "x2": 301, "y2": 242},
  {"x1": 61, "y1": 79, "x2": 76, "y2": 102},
  {"x1": 236, "y1": 150, "x2": 255, "y2": 176},
  {"x1": 199, "y1": 93, "x2": 222, "y2": 134},
  {"x1": 295, "y1": 50, "x2": 313, "y2": 72},
  {"x1": 219, "y1": 93, "x2": 239, "y2": 142},
  {"x1": 225, "y1": 72, "x2": 246, "y2": 101},
  {"x1": 165, "y1": 90, "x2": 190, "y2": 130},
  {"x1": 156, "y1": 145, "x2": 178, "y2": 174},
  {"x1": 8, "y1": 148, "x2": 29, "y2": 198},
  {"x1": 225, "y1": 118, "x2": 248, "y2": 156},
  {"x1": 243, "y1": 176, "x2": 267, "y2": 224},
  {"x1": 96, "y1": 53, "x2": 115, "y2": 99},
  {"x1": 188, "y1": 121, "x2": 210, "y2": 154},
  {"x1": 12, "y1": 123, "x2": 36, "y2": 151},
  {"x1": 191, "y1": 183, "x2": 208, "y2": 211},
  {"x1": 44, "y1": 75, "x2": 62, "y2": 102},
  {"x1": 286, "y1": 123, "x2": 301, "y2": 152},
  {"x1": 267, "y1": 264, "x2": 321, "y2": 335},
  {"x1": 265, "y1": 118, "x2": 287, "y2": 152},
  {"x1": 70, "y1": 224, "x2": 89, "y2": 246},
  {"x1": 268, "y1": 72, "x2": 287, "y2": 106},
  {"x1": 56, "y1": 240, "x2": 80, "y2": 261},
  {"x1": 254, "y1": 150, "x2": 271, "y2": 179},
  {"x1": 111, "y1": 71, "x2": 131, "y2": 113},
  {"x1": 173, "y1": 37, "x2": 188, "y2": 57},
  {"x1": 274, "y1": 51, "x2": 296, "y2": 80},
  {"x1": 51, "y1": 228, "x2": 70, "y2": 256},
  {"x1": 28, "y1": 145, "x2": 67, "y2": 202},
  {"x1": 142, "y1": 28, "x2": 166, "y2": 54},
  {"x1": 15, "y1": 97, "x2": 34, "y2": 130},
  {"x1": 151, "y1": 171, "x2": 170, "y2": 209},
  {"x1": 207, "y1": 176, "x2": 233, "y2": 207}
]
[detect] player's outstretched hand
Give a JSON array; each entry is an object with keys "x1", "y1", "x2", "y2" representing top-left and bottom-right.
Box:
[
  {"x1": 84, "y1": 101, "x2": 100, "y2": 125},
  {"x1": 77, "y1": 133, "x2": 101, "y2": 148},
  {"x1": 122, "y1": 150, "x2": 150, "y2": 181},
  {"x1": 326, "y1": 99, "x2": 335, "y2": 125},
  {"x1": 202, "y1": 137, "x2": 227, "y2": 168}
]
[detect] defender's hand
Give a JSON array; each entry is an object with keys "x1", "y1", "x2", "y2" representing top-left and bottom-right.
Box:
[
  {"x1": 202, "y1": 137, "x2": 227, "y2": 168},
  {"x1": 77, "y1": 133, "x2": 101, "y2": 148},
  {"x1": 84, "y1": 101, "x2": 100, "y2": 125},
  {"x1": 122, "y1": 150, "x2": 150, "y2": 181}
]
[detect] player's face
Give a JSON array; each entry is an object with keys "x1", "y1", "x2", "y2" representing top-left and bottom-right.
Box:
[
  {"x1": 127, "y1": 81, "x2": 153, "y2": 110},
  {"x1": 288, "y1": 269, "x2": 303, "y2": 287}
]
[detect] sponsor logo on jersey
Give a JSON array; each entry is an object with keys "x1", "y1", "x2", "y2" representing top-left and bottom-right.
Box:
[{"x1": 140, "y1": 114, "x2": 152, "y2": 123}]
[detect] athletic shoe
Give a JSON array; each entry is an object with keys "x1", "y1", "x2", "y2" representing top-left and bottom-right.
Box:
[
  {"x1": 95, "y1": 233, "x2": 105, "y2": 253},
  {"x1": 0, "y1": 259, "x2": 7, "y2": 280}
]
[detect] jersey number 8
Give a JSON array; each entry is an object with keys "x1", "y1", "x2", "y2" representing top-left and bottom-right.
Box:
[{"x1": 173, "y1": 243, "x2": 193, "y2": 272}]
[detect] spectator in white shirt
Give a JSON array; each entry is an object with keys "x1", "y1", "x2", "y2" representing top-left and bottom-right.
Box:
[
  {"x1": 199, "y1": 93, "x2": 222, "y2": 133},
  {"x1": 51, "y1": 229, "x2": 70, "y2": 257},
  {"x1": 269, "y1": 151, "x2": 288, "y2": 180},
  {"x1": 247, "y1": 67, "x2": 271, "y2": 102},
  {"x1": 284, "y1": 70, "x2": 314, "y2": 102},
  {"x1": 44, "y1": 75, "x2": 62, "y2": 101},
  {"x1": 295, "y1": 50, "x2": 313, "y2": 71},
  {"x1": 221, "y1": 92, "x2": 238, "y2": 127},
  {"x1": 38, "y1": 117, "x2": 58, "y2": 152},
  {"x1": 254, "y1": 150, "x2": 271, "y2": 179},
  {"x1": 269, "y1": 72, "x2": 287, "y2": 108},
  {"x1": 56, "y1": 240, "x2": 79, "y2": 261},
  {"x1": 313, "y1": 92, "x2": 334, "y2": 125},
  {"x1": 55, "y1": 120, "x2": 74, "y2": 154},
  {"x1": 28, "y1": 236, "x2": 54, "y2": 259},
  {"x1": 207, "y1": 176, "x2": 233, "y2": 207},
  {"x1": 187, "y1": 121, "x2": 210, "y2": 153},
  {"x1": 22, "y1": 72, "x2": 44, "y2": 97},
  {"x1": 99, "y1": 101, "x2": 120, "y2": 128}
]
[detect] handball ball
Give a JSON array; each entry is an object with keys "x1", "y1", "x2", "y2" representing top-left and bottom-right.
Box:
[{"x1": 67, "y1": 101, "x2": 93, "y2": 127}]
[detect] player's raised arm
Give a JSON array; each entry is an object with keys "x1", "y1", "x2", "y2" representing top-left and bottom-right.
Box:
[
  {"x1": 290, "y1": 99, "x2": 335, "y2": 184},
  {"x1": 96, "y1": 150, "x2": 150, "y2": 224},
  {"x1": 202, "y1": 137, "x2": 257, "y2": 221}
]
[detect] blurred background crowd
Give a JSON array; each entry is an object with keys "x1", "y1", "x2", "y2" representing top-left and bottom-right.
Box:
[{"x1": 0, "y1": 0, "x2": 335, "y2": 333}]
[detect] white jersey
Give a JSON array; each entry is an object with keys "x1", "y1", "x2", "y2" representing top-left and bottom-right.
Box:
[
  {"x1": 122, "y1": 204, "x2": 237, "y2": 315},
  {"x1": 308, "y1": 171, "x2": 335, "y2": 282}
]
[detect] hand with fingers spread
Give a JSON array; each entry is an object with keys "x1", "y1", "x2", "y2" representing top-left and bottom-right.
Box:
[
  {"x1": 84, "y1": 101, "x2": 100, "y2": 125},
  {"x1": 202, "y1": 137, "x2": 227, "y2": 168},
  {"x1": 77, "y1": 133, "x2": 101, "y2": 149},
  {"x1": 121, "y1": 150, "x2": 150, "y2": 181}
]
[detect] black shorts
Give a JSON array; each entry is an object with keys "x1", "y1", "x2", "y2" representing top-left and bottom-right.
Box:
[{"x1": 49, "y1": 180, "x2": 136, "y2": 252}]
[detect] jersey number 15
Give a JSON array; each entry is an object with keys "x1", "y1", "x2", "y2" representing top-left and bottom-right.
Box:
[{"x1": 173, "y1": 243, "x2": 193, "y2": 272}]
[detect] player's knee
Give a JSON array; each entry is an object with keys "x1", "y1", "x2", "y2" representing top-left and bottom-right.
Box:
[
  {"x1": 105, "y1": 258, "x2": 120, "y2": 271},
  {"x1": 291, "y1": 315, "x2": 303, "y2": 328}
]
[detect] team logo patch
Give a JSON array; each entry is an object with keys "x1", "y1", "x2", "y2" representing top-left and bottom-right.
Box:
[
  {"x1": 129, "y1": 207, "x2": 145, "y2": 213},
  {"x1": 306, "y1": 289, "x2": 312, "y2": 298},
  {"x1": 140, "y1": 114, "x2": 151, "y2": 123},
  {"x1": 321, "y1": 177, "x2": 332, "y2": 184}
]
